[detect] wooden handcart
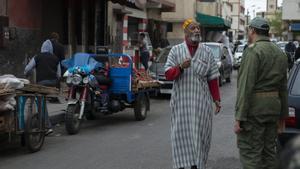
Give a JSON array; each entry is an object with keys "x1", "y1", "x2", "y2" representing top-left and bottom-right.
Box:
[{"x1": 0, "y1": 84, "x2": 59, "y2": 153}]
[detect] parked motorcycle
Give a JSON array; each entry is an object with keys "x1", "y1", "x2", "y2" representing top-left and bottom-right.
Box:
[{"x1": 62, "y1": 53, "x2": 150, "y2": 135}]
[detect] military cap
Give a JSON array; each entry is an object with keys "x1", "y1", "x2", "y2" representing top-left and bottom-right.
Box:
[{"x1": 249, "y1": 17, "x2": 270, "y2": 30}]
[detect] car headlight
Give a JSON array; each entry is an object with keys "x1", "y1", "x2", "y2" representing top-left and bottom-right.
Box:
[
  {"x1": 83, "y1": 77, "x2": 89, "y2": 84},
  {"x1": 289, "y1": 107, "x2": 296, "y2": 117},
  {"x1": 72, "y1": 74, "x2": 82, "y2": 85}
]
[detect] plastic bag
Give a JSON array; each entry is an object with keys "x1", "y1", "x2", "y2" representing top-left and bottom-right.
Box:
[
  {"x1": 0, "y1": 94, "x2": 16, "y2": 112},
  {"x1": 0, "y1": 74, "x2": 25, "y2": 89}
]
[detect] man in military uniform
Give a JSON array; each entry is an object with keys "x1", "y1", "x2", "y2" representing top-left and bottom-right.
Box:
[{"x1": 234, "y1": 17, "x2": 288, "y2": 169}]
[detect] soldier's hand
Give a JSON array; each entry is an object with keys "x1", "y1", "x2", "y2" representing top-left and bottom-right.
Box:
[
  {"x1": 180, "y1": 59, "x2": 191, "y2": 69},
  {"x1": 278, "y1": 119, "x2": 285, "y2": 134},
  {"x1": 234, "y1": 120, "x2": 243, "y2": 134}
]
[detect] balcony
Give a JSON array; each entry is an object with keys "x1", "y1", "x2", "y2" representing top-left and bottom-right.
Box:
[{"x1": 147, "y1": 0, "x2": 175, "y2": 12}]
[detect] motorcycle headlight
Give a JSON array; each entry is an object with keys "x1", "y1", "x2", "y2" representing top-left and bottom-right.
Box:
[
  {"x1": 83, "y1": 77, "x2": 89, "y2": 84},
  {"x1": 72, "y1": 74, "x2": 82, "y2": 85},
  {"x1": 66, "y1": 76, "x2": 72, "y2": 84}
]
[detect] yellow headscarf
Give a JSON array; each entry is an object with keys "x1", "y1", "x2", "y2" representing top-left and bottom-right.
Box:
[{"x1": 182, "y1": 18, "x2": 196, "y2": 30}]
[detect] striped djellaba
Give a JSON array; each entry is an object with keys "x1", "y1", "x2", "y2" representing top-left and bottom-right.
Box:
[{"x1": 165, "y1": 42, "x2": 220, "y2": 169}]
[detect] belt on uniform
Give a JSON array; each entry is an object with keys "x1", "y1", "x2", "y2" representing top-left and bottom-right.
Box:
[{"x1": 254, "y1": 91, "x2": 279, "y2": 97}]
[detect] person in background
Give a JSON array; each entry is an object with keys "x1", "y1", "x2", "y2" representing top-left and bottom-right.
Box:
[
  {"x1": 295, "y1": 44, "x2": 300, "y2": 61},
  {"x1": 50, "y1": 32, "x2": 65, "y2": 63},
  {"x1": 285, "y1": 40, "x2": 297, "y2": 70},
  {"x1": 49, "y1": 32, "x2": 65, "y2": 102},
  {"x1": 24, "y1": 40, "x2": 61, "y2": 136},
  {"x1": 235, "y1": 17, "x2": 288, "y2": 169},
  {"x1": 139, "y1": 33, "x2": 150, "y2": 70},
  {"x1": 165, "y1": 18, "x2": 221, "y2": 169}
]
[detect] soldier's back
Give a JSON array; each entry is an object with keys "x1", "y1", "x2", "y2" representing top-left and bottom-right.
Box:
[{"x1": 250, "y1": 39, "x2": 288, "y2": 92}]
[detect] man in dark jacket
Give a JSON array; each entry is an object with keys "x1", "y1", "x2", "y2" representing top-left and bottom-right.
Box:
[{"x1": 24, "y1": 39, "x2": 60, "y2": 135}]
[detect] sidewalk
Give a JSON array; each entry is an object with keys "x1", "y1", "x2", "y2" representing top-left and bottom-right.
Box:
[{"x1": 48, "y1": 98, "x2": 67, "y2": 125}]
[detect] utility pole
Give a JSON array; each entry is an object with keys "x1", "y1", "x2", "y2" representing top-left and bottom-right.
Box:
[{"x1": 246, "y1": 9, "x2": 249, "y2": 40}]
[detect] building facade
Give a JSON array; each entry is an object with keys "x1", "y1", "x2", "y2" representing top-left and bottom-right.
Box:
[
  {"x1": 0, "y1": 0, "x2": 175, "y2": 76},
  {"x1": 282, "y1": 0, "x2": 300, "y2": 41},
  {"x1": 107, "y1": 0, "x2": 175, "y2": 61},
  {"x1": 161, "y1": 0, "x2": 232, "y2": 44},
  {"x1": 0, "y1": 0, "x2": 109, "y2": 76},
  {"x1": 161, "y1": 0, "x2": 197, "y2": 45},
  {"x1": 227, "y1": 0, "x2": 246, "y2": 41}
]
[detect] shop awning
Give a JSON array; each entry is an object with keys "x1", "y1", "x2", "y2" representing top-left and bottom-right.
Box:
[
  {"x1": 196, "y1": 12, "x2": 231, "y2": 30},
  {"x1": 290, "y1": 23, "x2": 300, "y2": 31}
]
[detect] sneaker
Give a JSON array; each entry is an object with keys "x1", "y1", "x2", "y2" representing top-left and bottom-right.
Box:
[{"x1": 45, "y1": 129, "x2": 53, "y2": 136}]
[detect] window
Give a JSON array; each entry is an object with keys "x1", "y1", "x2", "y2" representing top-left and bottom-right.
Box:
[
  {"x1": 240, "y1": 6, "x2": 245, "y2": 14},
  {"x1": 167, "y1": 23, "x2": 173, "y2": 32},
  {"x1": 270, "y1": 5, "x2": 274, "y2": 9},
  {"x1": 291, "y1": 67, "x2": 300, "y2": 96},
  {"x1": 240, "y1": 19, "x2": 245, "y2": 25},
  {"x1": 205, "y1": 44, "x2": 221, "y2": 61}
]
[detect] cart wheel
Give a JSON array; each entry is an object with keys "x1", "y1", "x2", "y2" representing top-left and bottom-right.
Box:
[
  {"x1": 134, "y1": 93, "x2": 149, "y2": 121},
  {"x1": 25, "y1": 112, "x2": 45, "y2": 153},
  {"x1": 65, "y1": 103, "x2": 81, "y2": 135}
]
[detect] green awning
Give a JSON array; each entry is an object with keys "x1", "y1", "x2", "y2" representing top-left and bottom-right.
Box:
[{"x1": 196, "y1": 12, "x2": 231, "y2": 29}]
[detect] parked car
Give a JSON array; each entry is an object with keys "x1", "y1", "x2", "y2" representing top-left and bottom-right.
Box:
[
  {"x1": 277, "y1": 41, "x2": 289, "y2": 52},
  {"x1": 233, "y1": 44, "x2": 245, "y2": 70},
  {"x1": 149, "y1": 46, "x2": 173, "y2": 95},
  {"x1": 279, "y1": 59, "x2": 300, "y2": 146},
  {"x1": 270, "y1": 38, "x2": 278, "y2": 43},
  {"x1": 203, "y1": 42, "x2": 233, "y2": 86}
]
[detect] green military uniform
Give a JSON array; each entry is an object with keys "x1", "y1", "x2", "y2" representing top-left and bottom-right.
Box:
[{"x1": 235, "y1": 17, "x2": 289, "y2": 169}]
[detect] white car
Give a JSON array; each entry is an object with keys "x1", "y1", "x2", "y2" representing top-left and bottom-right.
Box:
[
  {"x1": 203, "y1": 42, "x2": 233, "y2": 86},
  {"x1": 276, "y1": 41, "x2": 289, "y2": 52},
  {"x1": 233, "y1": 44, "x2": 245, "y2": 69}
]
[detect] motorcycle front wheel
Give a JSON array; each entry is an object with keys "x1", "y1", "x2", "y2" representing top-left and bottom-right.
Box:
[{"x1": 65, "y1": 103, "x2": 82, "y2": 135}]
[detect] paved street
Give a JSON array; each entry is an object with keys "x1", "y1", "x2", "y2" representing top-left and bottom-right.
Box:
[{"x1": 0, "y1": 72, "x2": 241, "y2": 169}]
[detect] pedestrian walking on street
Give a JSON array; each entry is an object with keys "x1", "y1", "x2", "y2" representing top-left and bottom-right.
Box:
[
  {"x1": 295, "y1": 45, "x2": 300, "y2": 61},
  {"x1": 50, "y1": 32, "x2": 65, "y2": 62},
  {"x1": 165, "y1": 18, "x2": 221, "y2": 169},
  {"x1": 285, "y1": 40, "x2": 296, "y2": 70},
  {"x1": 24, "y1": 39, "x2": 61, "y2": 136},
  {"x1": 139, "y1": 33, "x2": 150, "y2": 70},
  {"x1": 234, "y1": 17, "x2": 288, "y2": 169}
]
